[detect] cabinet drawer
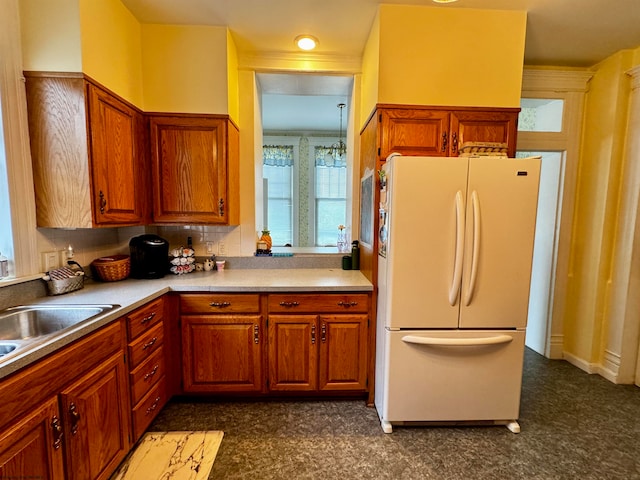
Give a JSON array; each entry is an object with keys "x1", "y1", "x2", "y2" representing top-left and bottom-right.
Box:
[
  {"x1": 180, "y1": 293, "x2": 260, "y2": 313},
  {"x1": 129, "y1": 346, "x2": 165, "y2": 406},
  {"x1": 127, "y1": 297, "x2": 164, "y2": 340},
  {"x1": 131, "y1": 378, "x2": 167, "y2": 441},
  {"x1": 128, "y1": 322, "x2": 164, "y2": 369},
  {"x1": 268, "y1": 294, "x2": 369, "y2": 313}
]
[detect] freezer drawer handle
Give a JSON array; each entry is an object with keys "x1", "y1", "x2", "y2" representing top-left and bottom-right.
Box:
[{"x1": 401, "y1": 334, "x2": 513, "y2": 346}]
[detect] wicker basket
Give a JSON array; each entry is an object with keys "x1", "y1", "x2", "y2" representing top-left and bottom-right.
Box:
[
  {"x1": 44, "y1": 261, "x2": 85, "y2": 295},
  {"x1": 91, "y1": 254, "x2": 130, "y2": 282}
]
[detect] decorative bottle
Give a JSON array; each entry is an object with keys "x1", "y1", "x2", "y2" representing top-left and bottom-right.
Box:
[
  {"x1": 351, "y1": 240, "x2": 360, "y2": 270},
  {"x1": 0, "y1": 252, "x2": 8, "y2": 278}
]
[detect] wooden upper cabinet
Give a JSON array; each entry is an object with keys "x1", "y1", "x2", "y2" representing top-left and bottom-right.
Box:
[
  {"x1": 374, "y1": 104, "x2": 520, "y2": 162},
  {"x1": 87, "y1": 84, "x2": 148, "y2": 225},
  {"x1": 450, "y1": 110, "x2": 518, "y2": 157},
  {"x1": 379, "y1": 108, "x2": 450, "y2": 159},
  {"x1": 149, "y1": 114, "x2": 240, "y2": 225},
  {"x1": 24, "y1": 72, "x2": 148, "y2": 228}
]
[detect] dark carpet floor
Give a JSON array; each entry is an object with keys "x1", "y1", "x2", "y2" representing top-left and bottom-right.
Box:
[{"x1": 149, "y1": 349, "x2": 640, "y2": 479}]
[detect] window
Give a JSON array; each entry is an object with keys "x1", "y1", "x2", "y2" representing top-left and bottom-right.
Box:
[
  {"x1": 263, "y1": 145, "x2": 294, "y2": 246},
  {"x1": 314, "y1": 146, "x2": 346, "y2": 246},
  {"x1": 519, "y1": 98, "x2": 564, "y2": 132}
]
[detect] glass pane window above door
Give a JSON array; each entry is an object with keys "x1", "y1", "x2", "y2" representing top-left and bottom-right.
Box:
[{"x1": 519, "y1": 99, "x2": 564, "y2": 132}]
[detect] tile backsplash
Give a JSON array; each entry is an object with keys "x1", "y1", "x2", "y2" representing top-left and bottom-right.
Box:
[{"x1": 36, "y1": 225, "x2": 243, "y2": 272}]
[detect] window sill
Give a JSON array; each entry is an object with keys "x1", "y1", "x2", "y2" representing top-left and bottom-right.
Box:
[{"x1": 0, "y1": 273, "x2": 43, "y2": 288}]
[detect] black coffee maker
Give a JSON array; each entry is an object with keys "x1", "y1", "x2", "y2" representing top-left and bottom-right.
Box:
[{"x1": 129, "y1": 234, "x2": 169, "y2": 279}]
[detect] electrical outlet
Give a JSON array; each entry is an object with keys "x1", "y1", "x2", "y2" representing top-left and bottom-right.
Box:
[
  {"x1": 206, "y1": 242, "x2": 215, "y2": 254},
  {"x1": 42, "y1": 251, "x2": 59, "y2": 272},
  {"x1": 218, "y1": 241, "x2": 227, "y2": 256}
]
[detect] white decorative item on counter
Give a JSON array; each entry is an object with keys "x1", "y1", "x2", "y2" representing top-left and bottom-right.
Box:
[
  {"x1": 0, "y1": 252, "x2": 8, "y2": 278},
  {"x1": 169, "y1": 247, "x2": 196, "y2": 275}
]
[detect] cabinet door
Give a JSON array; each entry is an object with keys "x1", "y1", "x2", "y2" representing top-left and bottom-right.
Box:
[
  {"x1": 0, "y1": 397, "x2": 65, "y2": 480},
  {"x1": 450, "y1": 110, "x2": 519, "y2": 157},
  {"x1": 268, "y1": 315, "x2": 318, "y2": 391},
  {"x1": 182, "y1": 315, "x2": 263, "y2": 393},
  {"x1": 87, "y1": 83, "x2": 147, "y2": 225},
  {"x1": 60, "y1": 352, "x2": 131, "y2": 480},
  {"x1": 318, "y1": 315, "x2": 368, "y2": 391},
  {"x1": 150, "y1": 116, "x2": 228, "y2": 224},
  {"x1": 380, "y1": 109, "x2": 450, "y2": 159}
]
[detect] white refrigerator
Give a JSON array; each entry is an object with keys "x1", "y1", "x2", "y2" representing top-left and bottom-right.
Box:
[{"x1": 374, "y1": 154, "x2": 541, "y2": 434}]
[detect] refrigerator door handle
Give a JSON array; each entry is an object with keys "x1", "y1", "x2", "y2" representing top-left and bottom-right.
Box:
[
  {"x1": 401, "y1": 334, "x2": 514, "y2": 346},
  {"x1": 448, "y1": 190, "x2": 465, "y2": 305},
  {"x1": 463, "y1": 190, "x2": 481, "y2": 306}
]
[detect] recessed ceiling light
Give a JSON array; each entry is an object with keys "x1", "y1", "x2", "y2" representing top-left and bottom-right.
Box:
[
  {"x1": 295, "y1": 35, "x2": 318, "y2": 51},
  {"x1": 432, "y1": 0, "x2": 458, "y2": 3}
]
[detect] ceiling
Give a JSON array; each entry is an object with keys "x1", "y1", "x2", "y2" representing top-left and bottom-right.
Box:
[{"x1": 121, "y1": 0, "x2": 640, "y2": 132}]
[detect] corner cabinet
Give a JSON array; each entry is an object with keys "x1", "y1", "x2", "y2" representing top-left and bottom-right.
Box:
[
  {"x1": 149, "y1": 115, "x2": 240, "y2": 225},
  {"x1": 24, "y1": 72, "x2": 149, "y2": 228}
]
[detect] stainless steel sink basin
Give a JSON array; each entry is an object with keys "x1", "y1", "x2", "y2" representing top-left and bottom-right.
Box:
[
  {"x1": 0, "y1": 343, "x2": 18, "y2": 357},
  {"x1": 0, "y1": 304, "x2": 118, "y2": 342}
]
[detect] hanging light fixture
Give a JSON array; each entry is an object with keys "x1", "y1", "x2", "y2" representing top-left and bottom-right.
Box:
[{"x1": 324, "y1": 103, "x2": 347, "y2": 166}]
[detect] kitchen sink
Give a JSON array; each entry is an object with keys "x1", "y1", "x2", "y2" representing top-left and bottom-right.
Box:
[
  {"x1": 0, "y1": 343, "x2": 18, "y2": 357},
  {"x1": 0, "y1": 304, "x2": 118, "y2": 343}
]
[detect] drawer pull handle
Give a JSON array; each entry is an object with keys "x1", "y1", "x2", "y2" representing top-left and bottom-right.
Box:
[
  {"x1": 69, "y1": 403, "x2": 80, "y2": 436},
  {"x1": 321, "y1": 323, "x2": 326, "y2": 343},
  {"x1": 337, "y1": 301, "x2": 358, "y2": 307},
  {"x1": 254, "y1": 324, "x2": 259, "y2": 344},
  {"x1": 441, "y1": 132, "x2": 448, "y2": 152},
  {"x1": 279, "y1": 301, "x2": 300, "y2": 308},
  {"x1": 51, "y1": 415, "x2": 63, "y2": 449},
  {"x1": 145, "y1": 396, "x2": 161, "y2": 416},
  {"x1": 141, "y1": 312, "x2": 156, "y2": 324},
  {"x1": 142, "y1": 337, "x2": 158, "y2": 350},
  {"x1": 311, "y1": 324, "x2": 316, "y2": 344},
  {"x1": 99, "y1": 190, "x2": 107, "y2": 214},
  {"x1": 210, "y1": 301, "x2": 231, "y2": 308},
  {"x1": 144, "y1": 364, "x2": 159, "y2": 381}
]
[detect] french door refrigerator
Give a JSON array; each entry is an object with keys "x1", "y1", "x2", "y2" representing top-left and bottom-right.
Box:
[{"x1": 374, "y1": 154, "x2": 541, "y2": 434}]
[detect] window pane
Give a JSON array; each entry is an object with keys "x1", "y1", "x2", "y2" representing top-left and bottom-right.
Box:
[
  {"x1": 316, "y1": 199, "x2": 346, "y2": 246},
  {"x1": 264, "y1": 163, "x2": 293, "y2": 246},
  {"x1": 519, "y1": 98, "x2": 564, "y2": 132},
  {"x1": 315, "y1": 165, "x2": 346, "y2": 246}
]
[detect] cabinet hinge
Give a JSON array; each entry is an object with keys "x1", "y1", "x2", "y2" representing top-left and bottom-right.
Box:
[
  {"x1": 123, "y1": 353, "x2": 127, "y2": 364},
  {"x1": 266, "y1": 378, "x2": 270, "y2": 389},
  {"x1": 367, "y1": 318, "x2": 370, "y2": 328},
  {"x1": 366, "y1": 377, "x2": 369, "y2": 387},
  {"x1": 377, "y1": 147, "x2": 381, "y2": 156},
  {"x1": 378, "y1": 113, "x2": 382, "y2": 122}
]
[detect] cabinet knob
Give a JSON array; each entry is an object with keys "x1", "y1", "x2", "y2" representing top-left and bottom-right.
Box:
[
  {"x1": 140, "y1": 312, "x2": 156, "y2": 324},
  {"x1": 69, "y1": 403, "x2": 80, "y2": 436},
  {"x1": 210, "y1": 301, "x2": 231, "y2": 308},
  {"x1": 142, "y1": 337, "x2": 158, "y2": 350},
  {"x1": 441, "y1": 132, "x2": 448, "y2": 152},
  {"x1": 99, "y1": 190, "x2": 107, "y2": 214},
  {"x1": 51, "y1": 415, "x2": 63, "y2": 449},
  {"x1": 337, "y1": 301, "x2": 358, "y2": 308},
  {"x1": 279, "y1": 301, "x2": 299, "y2": 308}
]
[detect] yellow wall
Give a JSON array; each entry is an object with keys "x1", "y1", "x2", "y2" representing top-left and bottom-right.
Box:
[
  {"x1": 141, "y1": 24, "x2": 229, "y2": 114},
  {"x1": 227, "y1": 30, "x2": 240, "y2": 124},
  {"x1": 376, "y1": 5, "x2": 526, "y2": 108},
  {"x1": 79, "y1": 0, "x2": 143, "y2": 107},
  {"x1": 360, "y1": 11, "x2": 380, "y2": 128},
  {"x1": 563, "y1": 50, "x2": 634, "y2": 362},
  {"x1": 20, "y1": 0, "x2": 83, "y2": 72}
]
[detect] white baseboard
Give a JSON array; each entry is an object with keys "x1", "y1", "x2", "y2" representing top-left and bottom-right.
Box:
[
  {"x1": 547, "y1": 334, "x2": 564, "y2": 359},
  {"x1": 562, "y1": 351, "x2": 598, "y2": 374}
]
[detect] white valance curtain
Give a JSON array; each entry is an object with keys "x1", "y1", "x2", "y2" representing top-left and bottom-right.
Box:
[{"x1": 263, "y1": 145, "x2": 294, "y2": 166}]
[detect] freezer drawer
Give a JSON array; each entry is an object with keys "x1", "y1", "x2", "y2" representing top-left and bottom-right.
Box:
[{"x1": 376, "y1": 329, "x2": 525, "y2": 426}]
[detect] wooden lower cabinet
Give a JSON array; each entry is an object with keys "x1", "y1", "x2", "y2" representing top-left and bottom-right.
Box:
[
  {"x1": 0, "y1": 321, "x2": 130, "y2": 480},
  {"x1": 60, "y1": 352, "x2": 131, "y2": 480},
  {"x1": 268, "y1": 313, "x2": 368, "y2": 392},
  {"x1": 0, "y1": 397, "x2": 65, "y2": 479},
  {"x1": 182, "y1": 315, "x2": 263, "y2": 393}
]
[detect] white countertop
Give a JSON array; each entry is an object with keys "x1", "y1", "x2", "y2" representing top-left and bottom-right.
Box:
[{"x1": 0, "y1": 268, "x2": 372, "y2": 379}]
